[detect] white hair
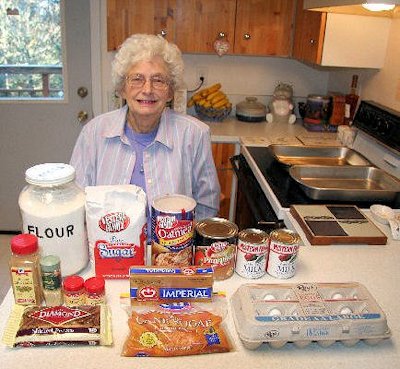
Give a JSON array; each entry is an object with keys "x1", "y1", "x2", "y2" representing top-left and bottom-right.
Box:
[{"x1": 111, "y1": 34, "x2": 184, "y2": 94}]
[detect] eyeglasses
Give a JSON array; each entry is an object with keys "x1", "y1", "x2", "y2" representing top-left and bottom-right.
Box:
[{"x1": 125, "y1": 74, "x2": 170, "y2": 91}]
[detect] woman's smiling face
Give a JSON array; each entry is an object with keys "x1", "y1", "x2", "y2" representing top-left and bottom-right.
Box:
[{"x1": 121, "y1": 56, "x2": 173, "y2": 132}]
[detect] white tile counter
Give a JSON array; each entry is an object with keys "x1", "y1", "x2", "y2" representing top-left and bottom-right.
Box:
[{"x1": 206, "y1": 117, "x2": 307, "y2": 144}]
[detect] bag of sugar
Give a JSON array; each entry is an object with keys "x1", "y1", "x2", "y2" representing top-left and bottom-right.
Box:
[{"x1": 85, "y1": 185, "x2": 147, "y2": 279}]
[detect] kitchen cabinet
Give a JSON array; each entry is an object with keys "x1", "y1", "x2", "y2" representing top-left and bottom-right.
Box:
[
  {"x1": 233, "y1": 0, "x2": 295, "y2": 56},
  {"x1": 174, "y1": 0, "x2": 236, "y2": 54},
  {"x1": 107, "y1": 0, "x2": 295, "y2": 56},
  {"x1": 212, "y1": 143, "x2": 235, "y2": 220},
  {"x1": 107, "y1": 0, "x2": 176, "y2": 51},
  {"x1": 293, "y1": 0, "x2": 391, "y2": 68}
]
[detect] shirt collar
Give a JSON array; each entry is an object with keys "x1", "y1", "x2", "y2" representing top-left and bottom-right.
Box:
[{"x1": 102, "y1": 105, "x2": 173, "y2": 150}]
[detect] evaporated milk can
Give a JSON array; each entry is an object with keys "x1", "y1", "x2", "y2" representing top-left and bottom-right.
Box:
[
  {"x1": 235, "y1": 228, "x2": 269, "y2": 279},
  {"x1": 266, "y1": 229, "x2": 300, "y2": 279}
]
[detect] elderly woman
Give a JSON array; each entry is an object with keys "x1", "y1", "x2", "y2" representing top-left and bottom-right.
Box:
[{"x1": 70, "y1": 34, "x2": 220, "y2": 220}]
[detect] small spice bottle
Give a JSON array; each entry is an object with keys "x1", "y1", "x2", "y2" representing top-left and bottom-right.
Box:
[
  {"x1": 9, "y1": 234, "x2": 42, "y2": 305},
  {"x1": 84, "y1": 276, "x2": 106, "y2": 305},
  {"x1": 63, "y1": 275, "x2": 85, "y2": 306},
  {"x1": 40, "y1": 255, "x2": 63, "y2": 306}
]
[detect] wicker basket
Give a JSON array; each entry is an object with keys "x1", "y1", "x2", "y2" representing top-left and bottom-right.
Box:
[{"x1": 194, "y1": 104, "x2": 231, "y2": 122}]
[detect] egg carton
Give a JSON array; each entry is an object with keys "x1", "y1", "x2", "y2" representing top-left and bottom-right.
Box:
[{"x1": 231, "y1": 282, "x2": 391, "y2": 350}]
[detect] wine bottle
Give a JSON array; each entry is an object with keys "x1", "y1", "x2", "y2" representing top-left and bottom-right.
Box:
[{"x1": 344, "y1": 75, "x2": 359, "y2": 125}]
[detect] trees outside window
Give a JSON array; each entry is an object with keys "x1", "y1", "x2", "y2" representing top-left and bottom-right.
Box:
[{"x1": 0, "y1": 0, "x2": 63, "y2": 99}]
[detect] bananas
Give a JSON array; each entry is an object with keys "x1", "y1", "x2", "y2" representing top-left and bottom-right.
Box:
[{"x1": 187, "y1": 83, "x2": 231, "y2": 110}]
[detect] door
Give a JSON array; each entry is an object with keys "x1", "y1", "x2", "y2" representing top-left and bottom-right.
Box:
[{"x1": 0, "y1": 0, "x2": 92, "y2": 231}]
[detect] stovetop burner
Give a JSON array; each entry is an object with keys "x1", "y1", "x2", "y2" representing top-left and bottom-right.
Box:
[{"x1": 246, "y1": 146, "x2": 400, "y2": 210}]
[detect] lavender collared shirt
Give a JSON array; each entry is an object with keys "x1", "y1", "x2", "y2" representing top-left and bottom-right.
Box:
[{"x1": 70, "y1": 106, "x2": 220, "y2": 220}]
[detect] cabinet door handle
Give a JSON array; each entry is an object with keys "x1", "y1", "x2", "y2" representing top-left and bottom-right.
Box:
[
  {"x1": 159, "y1": 29, "x2": 167, "y2": 37},
  {"x1": 243, "y1": 33, "x2": 251, "y2": 40},
  {"x1": 310, "y1": 39, "x2": 315, "y2": 44}
]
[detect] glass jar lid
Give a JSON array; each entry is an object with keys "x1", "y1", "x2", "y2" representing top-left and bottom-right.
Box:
[{"x1": 25, "y1": 163, "x2": 76, "y2": 186}]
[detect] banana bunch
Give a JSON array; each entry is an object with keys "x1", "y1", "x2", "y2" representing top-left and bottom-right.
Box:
[{"x1": 187, "y1": 83, "x2": 231, "y2": 110}]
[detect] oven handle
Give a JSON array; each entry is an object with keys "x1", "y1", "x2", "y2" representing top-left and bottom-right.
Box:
[{"x1": 230, "y1": 155, "x2": 285, "y2": 230}]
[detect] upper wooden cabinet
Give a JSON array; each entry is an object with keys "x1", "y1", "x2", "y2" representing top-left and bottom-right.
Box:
[
  {"x1": 292, "y1": 0, "x2": 326, "y2": 64},
  {"x1": 174, "y1": 0, "x2": 236, "y2": 54},
  {"x1": 107, "y1": 0, "x2": 295, "y2": 56},
  {"x1": 234, "y1": 0, "x2": 295, "y2": 56},
  {"x1": 293, "y1": 0, "x2": 391, "y2": 68},
  {"x1": 107, "y1": 0, "x2": 177, "y2": 50}
]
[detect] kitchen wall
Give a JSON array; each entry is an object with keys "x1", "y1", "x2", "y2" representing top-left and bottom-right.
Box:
[
  {"x1": 98, "y1": 1, "x2": 400, "y2": 116},
  {"x1": 327, "y1": 14, "x2": 400, "y2": 112}
]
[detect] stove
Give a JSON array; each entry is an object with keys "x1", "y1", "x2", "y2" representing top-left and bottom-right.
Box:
[{"x1": 241, "y1": 101, "x2": 400, "y2": 221}]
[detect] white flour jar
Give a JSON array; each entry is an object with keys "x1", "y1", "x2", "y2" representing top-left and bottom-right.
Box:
[{"x1": 19, "y1": 163, "x2": 88, "y2": 276}]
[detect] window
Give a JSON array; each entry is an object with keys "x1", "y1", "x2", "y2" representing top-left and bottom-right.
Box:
[{"x1": 0, "y1": 0, "x2": 63, "y2": 99}]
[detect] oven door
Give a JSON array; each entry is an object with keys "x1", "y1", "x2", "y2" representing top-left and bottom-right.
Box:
[{"x1": 230, "y1": 154, "x2": 285, "y2": 232}]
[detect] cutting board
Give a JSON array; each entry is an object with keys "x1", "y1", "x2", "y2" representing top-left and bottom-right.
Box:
[{"x1": 290, "y1": 205, "x2": 387, "y2": 245}]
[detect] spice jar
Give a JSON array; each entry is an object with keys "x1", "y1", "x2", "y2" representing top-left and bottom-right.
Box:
[
  {"x1": 18, "y1": 163, "x2": 88, "y2": 276},
  {"x1": 84, "y1": 276, "x2": 106, "y2": 305},
  {"x1": 40, "y1": 255, "x2": 63, "y2": 306},
  {"x1": 9, "y1": 234, "x2": 42, "y2": 305},
  {"x1": 63, "y1": 275, "x2": 85, "y2": 306}
]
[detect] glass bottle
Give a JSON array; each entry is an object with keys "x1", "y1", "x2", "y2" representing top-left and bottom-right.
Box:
[
  {"x1": 40, "y1": 255, "x2": 63, "y2": 306},
  {"x1": 84, "y1": 276, "x2": 106, "y2": 305},
  {"x1": 63, "y1": 275, "x2": 85, "y2": 306},
  {"x1": 344, "y1": 75, "x2": 359, "y2": 125},
  {"x1": 9, "y1": 234, "x2": 42, "y2": 305}
]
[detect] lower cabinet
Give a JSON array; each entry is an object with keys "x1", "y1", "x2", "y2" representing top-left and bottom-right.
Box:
[{"x1": 211, "y1": 143, "x2": 236, "y2": 220}]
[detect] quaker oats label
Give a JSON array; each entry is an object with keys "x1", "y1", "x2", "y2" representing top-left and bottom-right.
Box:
[{"x1": 151, "y1": 194, "x2": 196, "y2": 267}]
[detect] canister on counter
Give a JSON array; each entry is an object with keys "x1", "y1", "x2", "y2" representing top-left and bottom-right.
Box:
[
  {"x1": 151, "y1": 194, "x2": 196, "y2": 267},
  {"x1": 266, "y1": 229, "x2": 300, "y2": 279},
  {"x1": 194, "y1": 217, "x2": 238, "y2": 280},
  {"x1": 235, "y1": 228, "x2": 269, "y2": 279}
]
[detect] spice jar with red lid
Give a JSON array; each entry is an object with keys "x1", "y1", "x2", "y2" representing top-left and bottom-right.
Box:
[
  {"x1": 84, "y1": 276, "x2": 106, "y2": 305},
  {"x1": 63, "y1": 275, "x2": 85, "y2": 306},
  {"x1": 9, "y1": 233, "x2": 42, "y2": 305}
]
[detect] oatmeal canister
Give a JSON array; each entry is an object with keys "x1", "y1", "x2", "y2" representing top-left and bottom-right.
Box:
[
  {"x1": 151, "y1": 194, "x2": 196, "y2": 266},
  {"x1": 235, "y1": 228, "x2": 269, "y2": 279},
  {"x1": 267, "y1": 229, "x2": 300, "y2": 279},
  {"x1": 194, "y1": 217, "x2": 238, "y2": 280}
]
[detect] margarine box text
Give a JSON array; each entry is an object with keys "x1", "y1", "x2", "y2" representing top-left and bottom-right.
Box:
[{"x1": 129, "y1": 266, "x2": 214, "y2": 305}]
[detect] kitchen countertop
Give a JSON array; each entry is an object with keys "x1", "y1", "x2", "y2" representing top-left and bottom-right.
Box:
[
  {"x1": 1, "y1": 222, "x2": 399, "y2": 369},
  {"x1": 1, "y1": 117, "x2": 399, "y2": 369}
]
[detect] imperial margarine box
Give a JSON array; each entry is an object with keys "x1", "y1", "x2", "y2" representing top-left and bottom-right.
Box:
[{"x1": 129, "y1": 266, "x2": 214, "y2": 305}]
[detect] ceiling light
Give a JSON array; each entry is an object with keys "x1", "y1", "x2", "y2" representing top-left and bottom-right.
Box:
[{"x1": 362, "y1": 3, "x2": 396, "y2": 11}]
